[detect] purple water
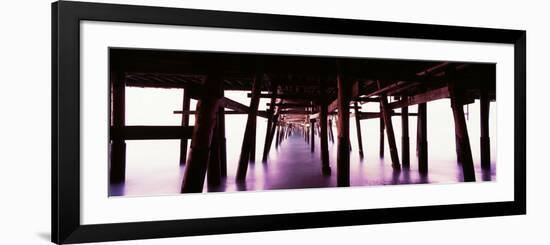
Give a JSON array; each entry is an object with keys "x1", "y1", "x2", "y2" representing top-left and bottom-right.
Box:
[{"x1": 109, "y1": 88, "x2": 496, "y2": 197}]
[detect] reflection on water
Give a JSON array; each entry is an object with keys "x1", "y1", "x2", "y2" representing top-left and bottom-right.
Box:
[{"x1": 109, "y1": 122, "x2": 496, "y2": 197}]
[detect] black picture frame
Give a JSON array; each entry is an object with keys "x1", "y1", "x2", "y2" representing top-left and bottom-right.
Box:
[{"x1": 52, "y1": 1, "x2": 526, "y2": 244}]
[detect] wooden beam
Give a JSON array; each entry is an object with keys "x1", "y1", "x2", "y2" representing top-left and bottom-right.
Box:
[
  {"x1": 417, "y1": 103, "x2": 428, "y2": 174},
  {"x1": 389, "y1": 86, "x2": 450, "y2": 109},
  {"x1": 109, "y1": 71, "x2": 126, "y2": 184},
  {"x1": 111, "y1": 126, "x2": 194, "y2": 140},
  {"x1": 236, "y1": 74, "x2": 262, "y2": 181},
  {"x1": 336, "y1": 65, "x2": 351, "y2": 187},
  {"x1": 181, "y1": 72, "x2": 222, "y2": 193},
  {"x1": 401, "y1": 99, "x2": 410, "y2": 169},
  {"x1": 449, "y1": 82, "x2": 476, "y2": 182},
  {"x1": 219, "y1": 97, "x2": 268, "y2": 118},
  {"x1": 179, "y1": 90, "x2": 191, "y2": 165},
  {"x1": 175, "y1": 110, "x2": 269, "y2": 115},
  {"x1": 354, "y1": 102, "x2": 364, "y2": 158},
  {"x1": 378, "y1": 86, "x2": 401, "y2": 170}
]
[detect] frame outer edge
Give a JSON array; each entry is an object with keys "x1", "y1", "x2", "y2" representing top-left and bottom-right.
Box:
[
  {"x1": 514, "y1": 31, "x2": 527, "y2": 214},
  {"x1": 51, "y1": 1, "x2": 59, "y2": 244}
]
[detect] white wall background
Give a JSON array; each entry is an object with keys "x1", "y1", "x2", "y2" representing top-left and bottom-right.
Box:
[{"x1": 0, "y1": 0, "x2": 547, "y2": 244}]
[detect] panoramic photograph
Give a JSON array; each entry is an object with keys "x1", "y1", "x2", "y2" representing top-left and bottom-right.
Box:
[{"x1": 108, "y1": 48, "x2": 496, "y2": 197}]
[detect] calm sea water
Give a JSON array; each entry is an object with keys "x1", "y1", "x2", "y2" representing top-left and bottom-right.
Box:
[{"x1": 109, "y1": 88, "x2": 496, "y2": 197}]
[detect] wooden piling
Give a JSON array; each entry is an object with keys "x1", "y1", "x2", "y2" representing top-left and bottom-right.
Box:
[
  {"x1": 480, "y1": 85, "x2": 491, "y2": 170},
  {"x1": 320, "y1": 103, "x2": 331, "y2": 175},
  {"x1": 275, "y1": 124, "x2": 280, "y2": 149},
  {"x1": 417, "y1": 103, "x2": 428, "y2": 174},
  {"x1": 336, "y1": 64, "x2": 351, "y2": 187},
  {"x1": 109, "y1": 71, "x2": 126, "y2": 184},
  {"x1": 179, "y1": 90, "x2": 191, "y2": 165},
  {"x1": 448, "y1": 83, "x2": 476, "y2": 182},
  {"x1": 262, "y1": 83, "x2": 278, "y2": 162},
  {"x1": 379, "y1": 107, "x2": 385, "y2": 158},
  {"x1": 310, "y1": 119, "x2": 316, "y2": 153},
  {"x1": 218, "y1": 106, "x2": 227, "y2": 177},
  {"x1": 354, "y1": 102, "x2": 364, "y2": 158},
  {"x1": 181, "y1": 73, "x2": 222, "y2": 193},
  {"x1": 378, "y1": 90, "x2": 401, "y2": 170},
  {"x1": 236, "y1": 74, "x2": 262, "y2": 181},
  {"x1": 401, "y1": 99, "x2": 410, "y2": 169},
  {"x1": 328, "y1": 119, "x2": 335, "y2": 143},
  {"x1": 207, "y1": 114, "x2": 221, "y2": 186}
]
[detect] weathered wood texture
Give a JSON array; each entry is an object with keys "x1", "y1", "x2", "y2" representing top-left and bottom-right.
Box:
[
  {"x1": 354, "y1": 102, "x2": 364, "y2": 158},
  {"x1": 110, "y1": 71, "x2": 126, "y2": 184},
  {"x1": 448, "y1": 82, "x2": 476, "y2": 182},
  {"x1": 179, "y1": 91, "x2": 191, "y2": 165},
  {"x1": 417, "y1": 103, "x2": 428, "y2": 174},
  {"x1": 480, "y1": 85, "x2": 491, "y2": 170},
  {"x1": 336, "y1": 66, "x2": 351, "y2": 187},
  {"x1": 236, "y1": 75, "x2": 262, "y2": 181},
  {"x1": 379, "y1": 90, "x2": 401, "y2": 170},
  {"x1": 401, "y1": 100, "x2": 410, "y2": 169},
  {"x1": 181, "y1": 73, "x2": 222, "y2": 193}
]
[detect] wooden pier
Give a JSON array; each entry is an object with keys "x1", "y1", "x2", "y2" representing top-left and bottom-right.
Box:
[{"x1": 109, "y1": 48, "x2": 496, "y2": 192}]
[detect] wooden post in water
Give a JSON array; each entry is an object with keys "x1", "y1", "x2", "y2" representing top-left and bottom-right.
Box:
[
  {"x1": 320, "y1": 105, "x2": 331, "y2": 175},
  {"x1": 110, "y1": 71, "x2": 126, "y2": 184},
  {"x1": 310, "y1": 119, "x2": 316, "y2": 153},
  {"x1": 354, "y1": 101, "x2": 364, "y2": 158},
  {"x1": 263, "y1": 114, "x2": 279, "y2": 162},
  {"x1": 378, "y1": 87, "x2": 401, "y2": 170},
  {"x1": 480, "y1": 85, "x2": 491, "y2": 170},
  {"x1": 262, "y1": 83, "x2": 278, "y2": 162},
  {"x1": 379, "y1": 105, "x2": 385, "y2": 158},
  {"x1": 207, "y1": 111, "x2": 221, "y2": 186},
  {"x1": 275, "y1": 123, "x2": 280, "y2": 149},
  {"x1": 179, "y1": 90, "x2": 191, "y2": 165},
  {"x1": 236, "y1": 74, "x2": 262, "y2": 181},
  {"x1": 181, "y1": 73, "x2": 222, "y2": 193},
  {"x1": 448, "y1": 82, "x2": 476, "y2": 182},
  {"x1": 401, "y1": 98, "x2": 410, "y2": 169},
  {"x1": 328, "y1": 118, "x2": 335, "y2": 143},
  {"x1": 417, "y1": 103, "x2": 428, "y2": 174},
  {"x1": 218, "y1": 106, "x2": 227, "y2": 177},
  {"x1": 336, "y1": 64, "x2": 351, "y2": 187}
]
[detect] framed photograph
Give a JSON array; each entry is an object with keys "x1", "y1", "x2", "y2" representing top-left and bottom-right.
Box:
[{"x1": 52, "y1": 1, "x2": 526, "y2": 244}]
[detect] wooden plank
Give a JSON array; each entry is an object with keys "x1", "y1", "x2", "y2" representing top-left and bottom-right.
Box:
[
  {"x1": 109, "y1": 71, "x2": 126, "y2": 184},
  {"x1": 179, "y1": 90, "x2": 191, "y2": 165},
  {"x1": 389, "y1": 86, "x2": 450, "y2": 109},
  {"x1": 181, "y1": 72, "x2": 223, "y2": 193},
  {"x1": 236, "y1": 74, "x2": 262, "y2": 181}
]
